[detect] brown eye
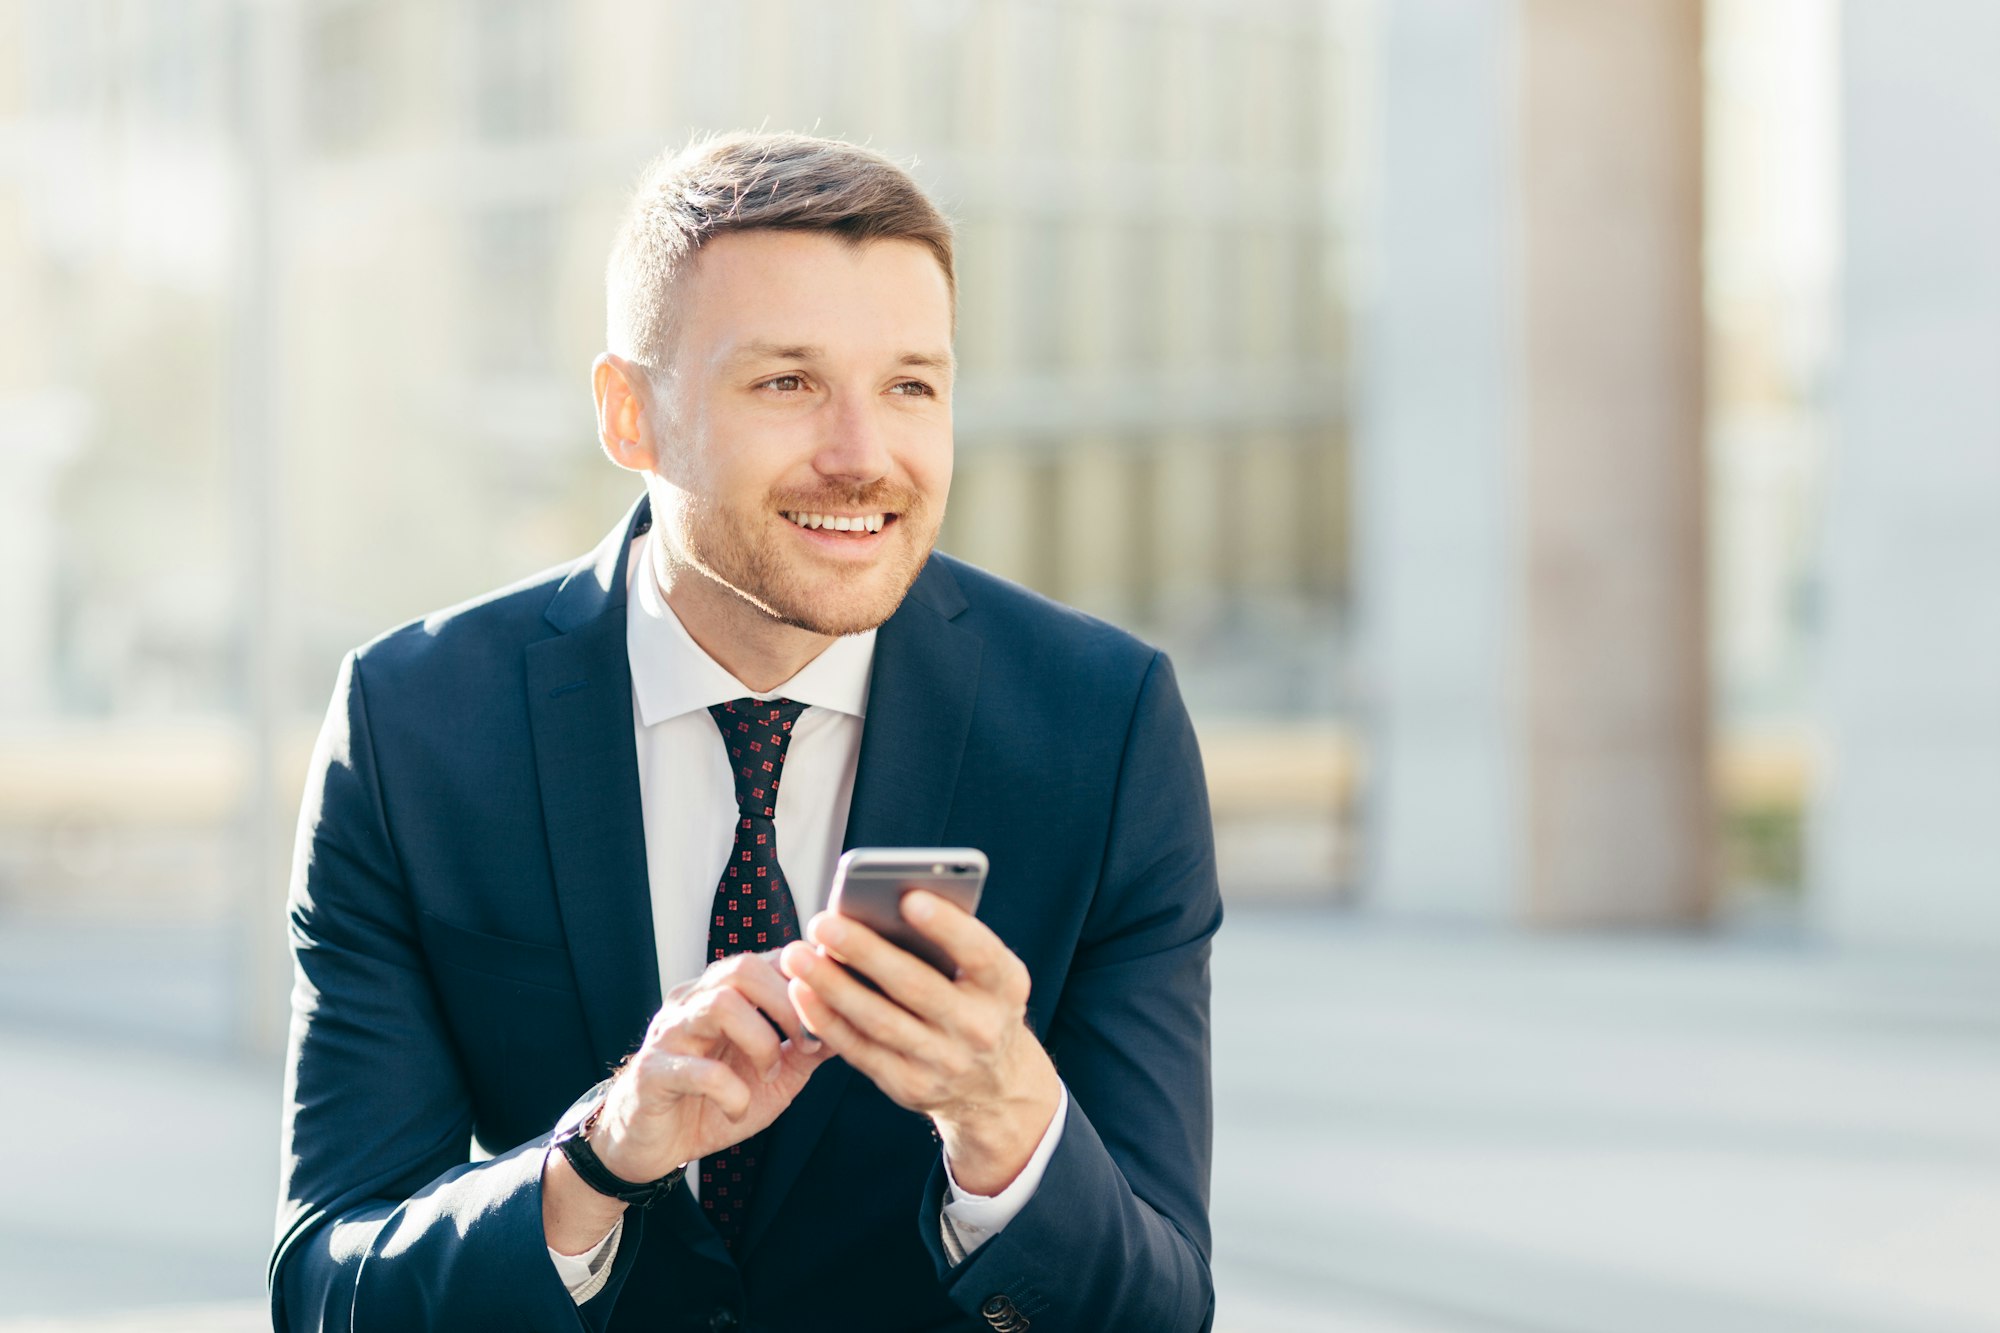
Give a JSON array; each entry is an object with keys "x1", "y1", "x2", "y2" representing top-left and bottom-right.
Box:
[
  {"x1": 889, "y1": 380, "x2": 935, "y2": 397},
  {"x1": 762, "y1": 375, "x2": 805, "y2": 392}
]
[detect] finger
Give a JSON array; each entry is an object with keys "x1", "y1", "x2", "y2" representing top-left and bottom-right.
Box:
[
  {"x1": 788, "y1": 977, "x2": 944, "y2": 1115},
  {"x1": 710, "y1": 986, "x2": 793, "y2": 1081},
  {"x1": 778, "y1": 1028, "x2": 837, "y2": 1074},
  {"x1": 805, "y1": 912, "x2": 958, "y2": 1019},
  {"x1": 705, "y1": 951, "x2": 817, "y2": 1045},
  {"x1": 667, "y1": 986, "x2": 788, "y2": 1082},
  {"x1": 784, "y1": 937, "x2": 941, "y2": 1055},
  {"x1": 900, "y1": 891, "x2": 1026, "y2": 999},
  {"x1": 786, "y1": 976, "x2": 899, "y2": 1074},
  {"x1": 627, "y1": 1050, "x2": 754, "y2": 1120}
]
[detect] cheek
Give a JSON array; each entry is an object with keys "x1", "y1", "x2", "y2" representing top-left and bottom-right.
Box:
[
  {"x1": 678, "y1": 438, "x2": 768, "y2": 507},
  {"x1": 909, "y1": 432, "x2": 954, "y2": 502}
]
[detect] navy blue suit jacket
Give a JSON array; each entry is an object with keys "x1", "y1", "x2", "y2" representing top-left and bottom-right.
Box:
[{"x1": 272, "y1": 498, "x2": 1220, "y2": 1332}]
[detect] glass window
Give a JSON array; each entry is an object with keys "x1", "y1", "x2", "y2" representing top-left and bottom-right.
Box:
[
  {"x1": 1122, "y1": 223, "x2": 1168, "y2": 371},
  {"x1": 470, "y1": 0, "x2": 563, "y2": 140},
  {"x1": 1017, "y1": 218, "x2": 1069, "y2": 375},
  {"x1": 305, "y1": 1, "x2": 384, "y2": 152},
  {"x1": 466, "y1": 206, "x2": 557, "y2": 378}
]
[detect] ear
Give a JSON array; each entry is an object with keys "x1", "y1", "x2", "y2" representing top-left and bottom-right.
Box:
[{"x1": 593, "y1": 353, "x2": 662, "y2": 474}]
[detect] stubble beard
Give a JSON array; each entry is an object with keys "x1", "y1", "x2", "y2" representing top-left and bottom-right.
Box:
[{"x1": 659, "y1": 481, "x2": 938, "y2": 638}]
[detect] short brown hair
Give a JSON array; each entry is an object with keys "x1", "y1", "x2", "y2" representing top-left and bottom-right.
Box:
[{"x1": 606, "y1": 132, "x2": 956, "y2": 369}]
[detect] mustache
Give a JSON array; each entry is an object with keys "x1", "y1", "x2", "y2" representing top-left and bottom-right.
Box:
[{"x1": 769, "y1": 481, "x2": 923, "y2": 514}]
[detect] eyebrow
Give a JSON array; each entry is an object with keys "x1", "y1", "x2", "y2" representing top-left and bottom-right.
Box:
[
  {"x1": 730, "y1": 341, "x2": 956, "y2": 374},
  {"x1": 897, "y1": 350, "x2": 957, "y2": 374}
]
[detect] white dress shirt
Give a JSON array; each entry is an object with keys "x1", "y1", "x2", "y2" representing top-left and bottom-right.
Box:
[{"x1": 549, "y1": 533, "x2": 1067, "y2": 1303}]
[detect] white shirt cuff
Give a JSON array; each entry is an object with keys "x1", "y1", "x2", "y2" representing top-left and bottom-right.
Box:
[
  {"x1": 940, "y1": 1083, "x2": 1069, "y2": 1262},
  {"x1": 549, "y1": 1216, "x2": 623, "y2": 1305}
]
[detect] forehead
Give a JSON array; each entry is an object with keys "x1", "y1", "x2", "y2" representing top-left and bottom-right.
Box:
[{"x1": 677, "y1": 231, "x2": 953, "y2": 367}]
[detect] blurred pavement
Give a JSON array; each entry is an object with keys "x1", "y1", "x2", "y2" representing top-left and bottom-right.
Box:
[{"x1": 2, "y1": 908, "x2": 1997, "y2": 1331}]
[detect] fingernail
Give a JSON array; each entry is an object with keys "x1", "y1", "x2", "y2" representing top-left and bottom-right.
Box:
[
  {"x1": 792, "y1": 948, "x2": 817, "y2": 973},
  {"x1": 815, "y1": 916, "x2": 846, "y2": 946},
  {"x1": 904, "y1": 891, "x2": 935, "y2": 922}
]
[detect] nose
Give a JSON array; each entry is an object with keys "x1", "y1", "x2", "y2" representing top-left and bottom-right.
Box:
[{"x1": 812, "y1": 391, "x2": 892, "y2": 484}]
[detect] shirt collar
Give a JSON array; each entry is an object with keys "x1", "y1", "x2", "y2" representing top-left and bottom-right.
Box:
[{"x1": 626, "y1": 531, "x2": 876, "y2": 728}]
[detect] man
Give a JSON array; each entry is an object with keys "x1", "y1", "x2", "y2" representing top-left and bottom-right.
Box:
[{"x1": 273, "y1": 133, "x2": 1220, "y2": 1333}]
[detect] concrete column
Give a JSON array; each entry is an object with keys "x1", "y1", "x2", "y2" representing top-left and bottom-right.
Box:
[
  {"x1": 1815, "y1": 1, "x2": 2000, "y2": 952},
  {"x1": 1357, "y1": 0, "x2": 1710, "y2": 923},
  {"x1": 1055, "y1": 438, "x2": 1135, "y2": 621},
  {"x1": 945, "y1": 446, "x2": 1037, "y2": 590},
  {"x1": 1237, "y1": 431, "x2": 1302, "y2": 600},
  {"x1": 1357, "y1": 0, "x2": 1524, "y2": 918},
  {"x1": 1517, "y1": 0, "x2": 1711, "y2": 923},
  {"x1": 1154, "y1": 433, "x2": 1224, "y2": 628}
]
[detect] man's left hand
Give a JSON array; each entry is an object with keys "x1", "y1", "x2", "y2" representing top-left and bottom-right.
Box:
[{"x1": 779, "y1": 891, "x2": 1061, "y2": 1197}]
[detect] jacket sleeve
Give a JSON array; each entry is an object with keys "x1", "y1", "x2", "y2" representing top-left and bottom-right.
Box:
[
  {"x1": 269, "y1": 651, "x2": 643, "y2": 1331},
  {"x1": 918, "y1": 651, "x2": 1220, "y2": 1332}
]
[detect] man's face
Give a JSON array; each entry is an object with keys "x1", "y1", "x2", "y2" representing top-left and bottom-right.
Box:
[{"x1": 646, "y1": 230, "x2": 954, "y2": 638}]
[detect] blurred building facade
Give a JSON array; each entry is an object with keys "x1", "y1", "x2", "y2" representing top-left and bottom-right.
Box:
[
  {"x1": 0, "y1": 0, "x2": 1354, "y2": 922},
  {"x1": 2, "y1": 0, "x2": 1348, "y2": 709},
  {"x1": 2, "y1": 0, "x2": 1996, "y2": 954}
]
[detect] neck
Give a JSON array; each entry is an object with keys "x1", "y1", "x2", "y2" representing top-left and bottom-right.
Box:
[{"x1": 655, "y1": 546, "x2": 835, "y2": 694}]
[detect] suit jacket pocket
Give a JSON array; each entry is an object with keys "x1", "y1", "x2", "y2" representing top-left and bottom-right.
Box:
[{"x1": 419, "y1": 910, "x2": 578, "y2": 993}]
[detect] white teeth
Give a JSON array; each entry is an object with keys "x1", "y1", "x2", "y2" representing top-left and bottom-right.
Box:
[{"x1": 783, "y1": 511, "x2": 888, "y2": 532}]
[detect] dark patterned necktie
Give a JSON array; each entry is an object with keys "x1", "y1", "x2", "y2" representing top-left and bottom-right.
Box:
[{"x1": 700, "y1": 696, "x2": 808, "y2": 1251}]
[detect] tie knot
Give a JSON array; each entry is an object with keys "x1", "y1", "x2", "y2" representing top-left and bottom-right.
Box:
[{"x1": 709, "y1": 697, "x2": 808, "y2": 818}]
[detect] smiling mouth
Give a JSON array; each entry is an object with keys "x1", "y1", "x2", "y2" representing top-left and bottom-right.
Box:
[{"x1": 781, "y1": 511, "x2": 892, "y2": 534}]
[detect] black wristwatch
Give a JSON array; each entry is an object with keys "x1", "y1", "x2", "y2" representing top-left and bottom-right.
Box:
[{"x1": 552, "y1": 1096, "x2": 684, "y2": 1210}]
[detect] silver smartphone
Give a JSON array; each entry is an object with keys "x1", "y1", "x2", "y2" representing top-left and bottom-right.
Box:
[{"x1": 825, "y1": 847, "x2": 989, "y2": 977}]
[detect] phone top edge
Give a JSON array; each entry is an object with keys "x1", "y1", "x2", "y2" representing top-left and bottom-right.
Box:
[{"x1": 834, "y1": 847, "x2": 988, "y2": 871}]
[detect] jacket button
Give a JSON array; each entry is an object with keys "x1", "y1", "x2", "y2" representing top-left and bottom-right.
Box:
[
  {"x1": 981, "y1": 1295, "x2": 1029, "y2": 1330},
  {"x1": 707, "y1": 1309, "x2": 739, "y2": 1332}
]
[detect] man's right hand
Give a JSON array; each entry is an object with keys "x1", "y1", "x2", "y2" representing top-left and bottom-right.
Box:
[{"x1": 542, "y1": 951, "x2": 830, "y2": 1254}]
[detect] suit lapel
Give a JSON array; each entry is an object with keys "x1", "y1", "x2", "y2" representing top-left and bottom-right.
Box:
[
  {"x1": 525, "y1": 497, "x2": 663, "y2": 1074},
  {"x1": 741, "y1": 558, "x2": 983, "y2": 1258}
]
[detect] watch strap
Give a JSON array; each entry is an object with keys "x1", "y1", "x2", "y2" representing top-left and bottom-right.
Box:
[{"x1": 555, "y1": 1101, "x2": 684, "y2": 1209}]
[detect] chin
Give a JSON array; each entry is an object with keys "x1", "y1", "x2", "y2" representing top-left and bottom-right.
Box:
[
  {"x1": 761, "y1": 571, "x2": 920, "y2": 637},
  {"x1": 680, "y1": 505, "x2": 937, "y2": 637}
]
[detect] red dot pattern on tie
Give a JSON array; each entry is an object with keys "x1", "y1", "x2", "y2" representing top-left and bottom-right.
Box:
[{"x1": 701, "y1": 697, "x2": 807, "y2": 1252}]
